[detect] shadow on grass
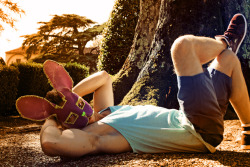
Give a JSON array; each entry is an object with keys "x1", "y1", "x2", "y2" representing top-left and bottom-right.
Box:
[
  {"x1": 39, "y1": 150, "x2": 250, "y2": 167},
  {"x1": 0, "y1": 116, "x2": 43, "y2": 128},
  {"x1": 0, "y1": 116, "x2": 43, "y2": 135}
]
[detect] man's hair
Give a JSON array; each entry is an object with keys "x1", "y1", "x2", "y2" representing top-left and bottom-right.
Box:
[{"x1": 45, "y1": 89, "x2": 64, "y2": 106}]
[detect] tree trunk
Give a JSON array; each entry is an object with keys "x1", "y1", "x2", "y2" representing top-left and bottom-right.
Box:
[
  {"x1": 112, "y1": 0, "x2": 161, "y2": 104},
  {"x1": 115, "y1": 0, "x2": 249, "y2": 109}
]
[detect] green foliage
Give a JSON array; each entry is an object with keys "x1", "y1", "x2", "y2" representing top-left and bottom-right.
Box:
[
  {"x1": 13, "y1": 62, "x2": 51, "y2": 98},
  {"x1": 67, "y1": 53, "x2": 99, "y2": 74},
  {"x1": 22, "y1": 14, "x2": 105, "y2": 59},
  {"x1": 31, "y1": 53, "x2": 74, "y2": 64},
  {"x1": 63, "y1": 62, "x2": 93, "y2": 102},
  {"x1": 0, "y1": 57, "x2": 6, "y2": 66},
  {"x1": 121, "y1": 75, "x2": 159, "y2": 106},
  {"x1": 63, "y1": 62, "x2": 89, "y2": 86},
  {"x1": 0, "y1": 62, "x2": 90, "y2": 116},
  {"x1": 0, "y1": 66, "x2": 19, "y2": 116},
  {"x1": 32, "y1": 53, "x2": 98, "y2": 73},
  {"x1": 0, "y1": 0, "x2": 25, "y2": 32},
  {"x1": 13, "y1": 62, "x2": 90, "y2": 98},
  {"x1": 98, "y1": 0, "x2": 140, "y2": 75}
]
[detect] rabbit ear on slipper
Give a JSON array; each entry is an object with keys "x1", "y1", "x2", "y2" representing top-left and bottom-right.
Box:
[
  {"x1": 43, "y1": 60, "x2": 73, "y2": 92},
  {"x1": 16, "y1": 95, "x2": 56, "y2": 121}
]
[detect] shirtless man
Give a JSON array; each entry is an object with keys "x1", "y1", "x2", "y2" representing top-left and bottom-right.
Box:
[{"x1": 40, "y1": 13, "x2": 250, "y2": 157}]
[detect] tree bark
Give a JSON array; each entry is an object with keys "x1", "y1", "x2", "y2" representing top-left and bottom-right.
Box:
[
  {"x1": 116, "y1": 0, "x2": 249, "y2": 110},
  {"x1": 112, "y1": 0, "x2": 161, "y2": 105}
]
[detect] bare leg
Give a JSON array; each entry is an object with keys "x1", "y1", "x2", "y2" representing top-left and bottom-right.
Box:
[
  {"x1": 40, "y1": 117, "x2": 132, "y2": 157},
  {"x1": 171, "y1": 35, "x2": 227, "y2": 76},
  {"x1": 171, "y1": 35, "x2": 250, "y2": 149},
  {"x1": 72, "y1": 71, "x2": 114, "y2": 112},
  {"x1": 171, "y1": 35, "x2": 250, "y2": 123},
  {"x1": 209, "y1": 50, "x2": 250, "y2": 124}
]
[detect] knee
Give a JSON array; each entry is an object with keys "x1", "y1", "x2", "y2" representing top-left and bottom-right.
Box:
[
  {"x1": 218, "y1": 50, "x2": 240, "y2": 68},
  {"x1": 211, "y1": 49, "x2": 241, "y2": 76},
  {"x1": 171, "y1": 35, "x2": 195, "y2": 60},
  {"x1": 99, "y1": 70, "x2": 112, "y2": 82}
]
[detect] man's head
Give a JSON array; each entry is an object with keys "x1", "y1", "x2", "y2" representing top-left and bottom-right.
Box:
[
  {"x1": 45, "y1": 89, "x2": 64, "y2": 106},
  {"x1": 16, "y1": 60, "x2": 93, "y2": 129}
]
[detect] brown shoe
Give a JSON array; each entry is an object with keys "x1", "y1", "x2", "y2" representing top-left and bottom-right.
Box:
[
  {"x1": 241, "y1": 124, "x2": 250, "y2": 150},
  {"x1": 215, "y1": 13, "x2": 247, "y2": 54}
]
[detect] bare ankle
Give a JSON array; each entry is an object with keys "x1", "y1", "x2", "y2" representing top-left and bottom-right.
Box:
[{"x1": 215, "y1": 37, "x2": 228, "y2": 49}]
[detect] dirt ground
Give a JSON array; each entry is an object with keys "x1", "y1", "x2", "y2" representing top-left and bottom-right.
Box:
[{"x1": 0, "y1": 116, "x2": 250, "y2": 167}]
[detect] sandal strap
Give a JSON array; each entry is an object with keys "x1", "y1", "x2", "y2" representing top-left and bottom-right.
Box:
[
  {"x1": 241, "y1": 132, "x2": 250, "y2": 146},
  {"x1": 241, "y1": 124, "x2": 250, "y2": 131},
  {"x1": 241, "y1": 123, "x2": 250, "y2": 127}
]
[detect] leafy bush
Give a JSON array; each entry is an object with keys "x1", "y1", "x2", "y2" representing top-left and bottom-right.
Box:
[
  {"x1": 14, "y1": 62, "x2": 90, "y2": 98},
  {"x1": 13, "y1": 62, "x2": 51, "y2": 98},
  {"x1": 63, "y1": 62, "x2": 90, "y2": 86},
  {"x1": 68, "y1": 54, "x2": 99, "y2": 74},
  {"x1": 31, "y1": 53, "x2": 73, "y2": 64},
  {"x1": 98, "y1": 0, "x2": 140, "y2": 75},
  {"x1": 0, "y1": 66, "x2": 19, "y2": 116},
  {"x1": 64, "y1": 62, "x2": 92, "y2": 102},
  {"x1": 0, "y1": 62, "x2": 90, "y2": 116},
  {"x1": 0, "y1": 57, "x2": 6, "y2": 66},
  {"x1": 32, "y1": 53, "x2": 98, "y2": 73}
]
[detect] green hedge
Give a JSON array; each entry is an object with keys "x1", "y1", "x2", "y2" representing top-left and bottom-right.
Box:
[
  {"x1": 0, "y1": 57, "x2": 6, "y2": 66},
  {"x1": 0, "y1": 62, "x2": 90, "y2": 116},
  {"x1": 0, "y1": 66, "x2": 19, "y2": 116},
  {"x1": 63, "y1": 62, "x2": 90, "y2": 86},
  {"x1": 98, "y1": 0, "x2": 140, "y2": 75},
  {"x1": 64, "y1": 62, "x2": 93, "y2": 102},
  {"x1": 14, "y1": 63, "x2": 51, "y2": 98},
  {"x1": 13, "y1": 62, "x2": 90, "y2": 97},
  {"x1": 32, "y1": 53, "x2": 98, "y2": 74}
]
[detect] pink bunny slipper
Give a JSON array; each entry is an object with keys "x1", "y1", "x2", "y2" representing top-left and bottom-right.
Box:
[{"x1": 16, "y1": 60, "x2": 93, "y2": 129}]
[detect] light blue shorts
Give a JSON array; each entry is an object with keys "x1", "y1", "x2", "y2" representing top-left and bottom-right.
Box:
[{"x1": 99, "y1": 105, "x2": 216, "y2": 153}]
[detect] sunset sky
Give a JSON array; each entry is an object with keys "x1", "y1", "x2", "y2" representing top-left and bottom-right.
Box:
[{"x1": 0, "y1": 0, "x2": 115, "y2": 60}]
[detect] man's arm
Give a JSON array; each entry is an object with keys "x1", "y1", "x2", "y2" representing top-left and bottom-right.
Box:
[
  {"x1": 40, "y1": 120, "x2": 101, "y2": 157},
  {"x1": 40, "y1": 117, "x2": 132, "y2": 157},
  {"x1": 40, "y1": 117, "x2": 63, "y2": 156}
]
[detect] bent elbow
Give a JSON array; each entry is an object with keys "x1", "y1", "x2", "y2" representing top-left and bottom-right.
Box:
[{"x1": 41, "y1": 141, "x2": 58, "y2": 157}]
